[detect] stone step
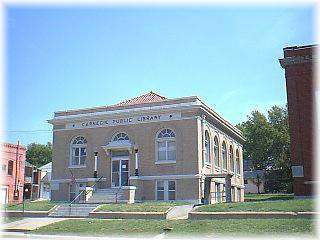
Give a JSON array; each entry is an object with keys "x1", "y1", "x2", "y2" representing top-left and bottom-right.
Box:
[{"x1": 49, "y1": 204, "x2": 99, "y2": 217}]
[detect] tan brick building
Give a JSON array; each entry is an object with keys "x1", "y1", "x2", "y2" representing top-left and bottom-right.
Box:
[{"x1": 48, "y1": 92, "x2": 245, "y2": 204}]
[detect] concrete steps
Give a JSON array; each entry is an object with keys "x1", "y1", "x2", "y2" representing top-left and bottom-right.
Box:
[
  {"x1": 87, "y1": 188, "x2": 126, "y2": 203},
  {"x1": 49, "y1": 204, "x2": 99, "y2": 217}
]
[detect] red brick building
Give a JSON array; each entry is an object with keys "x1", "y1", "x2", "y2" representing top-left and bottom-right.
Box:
[
  {"x1": 1, "y1": 142, "x2": 26, "y2": 204},
  {"x1": 279, "y1": 45, "x2": 316, "y2": 196}
]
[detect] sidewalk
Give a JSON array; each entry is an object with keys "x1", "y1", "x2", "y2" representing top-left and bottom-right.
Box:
[
  {"x1": 166, "y1": 205, "x2": 194, "y2": 220},
  {"x1": 2, "y1": 218, "x2": 67, "y2": 232}
]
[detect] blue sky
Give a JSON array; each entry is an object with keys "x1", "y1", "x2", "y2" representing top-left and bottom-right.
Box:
[{"x1": 5, "y1": 5, "x2": 314, "y2": 146}]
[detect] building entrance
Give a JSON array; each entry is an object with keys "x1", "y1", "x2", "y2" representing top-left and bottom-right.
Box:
[{"x1": 111, "y1": 159, "x2": 129, "y2": 187}]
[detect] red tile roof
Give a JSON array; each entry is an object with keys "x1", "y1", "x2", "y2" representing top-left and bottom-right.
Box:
[{"x1": 110, "y1": 91, "x2": 167, "y2": 107}]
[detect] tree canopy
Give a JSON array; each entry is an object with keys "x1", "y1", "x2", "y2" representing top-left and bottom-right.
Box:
[
  {"x1": 237, "y1": 105, "x2": 292, "y2": 192},
  {"x1": 26, "y1": 142, "x2": 52, "y2": 167}
]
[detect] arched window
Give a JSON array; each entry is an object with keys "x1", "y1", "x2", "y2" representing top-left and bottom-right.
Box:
[
  {"x1": 222, "y1": 141, "x2": 227, "y2": 169},
  {"x1": 214, "y1": 136, "x2": 220, "y2": 167},
  {"x1": 70, "y1": 136, "x2": 87, "y2": 166},
  {"x1": 236, "y1": 149, "x2": 240, "y2": 174},
  {"x1": 113, "y1": 132, "x2": 130, "y2": 141},
  {"x1": 156, "y1": 129, "x2": 176, "y2": 162},
  {"x1": 204, "y1": 131, "x2": 211, "y2": 164},
  {"x1": 229, "y1": 145, "x2": 234, "y2": 172}
]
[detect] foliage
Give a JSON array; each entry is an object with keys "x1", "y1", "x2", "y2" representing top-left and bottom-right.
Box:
[
  {"x1": 237, "y1": 105, "x2": 292, "y2": 193},
  {"x1": 26, "y1": 142, "x2": 52, "y2": 167}
]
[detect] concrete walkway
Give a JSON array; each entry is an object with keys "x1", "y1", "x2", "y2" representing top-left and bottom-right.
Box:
[
  {"x1": 2, "y1": 218, "x2": 67, "y2": 232},
  {"x1": 166, "y1": 205, "x2": 194, "y2": 220}
]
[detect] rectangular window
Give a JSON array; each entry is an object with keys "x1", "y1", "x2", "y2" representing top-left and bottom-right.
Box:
[
  {"x1": 71, "y1": 147, "x2": 86, "y2": 166},
  {"x1": 231, "y1": 187, "x2": 235, "y2": 202},
  {"x1": 157, "y1": 140, "x2": 176, "y2": 162},
  {"x1": 244, "y1": 179, "x2": 248, "y2": 184},
  {"x1": 69, "y1": 183, "x2": 76, "y2": 201},
  {"x1": 237, "y1": 188, "x2": 241, "y2": 202},
  {"x1": 1, "y1": 164, "x2": 6, "y2": 171},
  {"x1": 156, "y1": 180, "x2": 175, "y2": 201},
  {"x1": 7, "y1": 161, "x2": 13, "y2": 175},
  {"x1": 168, "y1": 181, "x2": 176, "y2": 201},
  {"x1": 156, "y1": 180, "x2": 164, "y2": 200}
]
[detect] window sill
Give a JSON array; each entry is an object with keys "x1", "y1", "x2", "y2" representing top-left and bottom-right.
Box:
[
  {"x1": 155, "y1": 160, "x2": 176, "y2": 164},
  {"x1": 68, "y1": 165, "x2": 86, "y2": 169}
]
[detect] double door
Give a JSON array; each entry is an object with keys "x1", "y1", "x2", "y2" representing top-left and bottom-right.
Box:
[{"x1": 111, "y1": 159, "x2": 129, "y2": 187}]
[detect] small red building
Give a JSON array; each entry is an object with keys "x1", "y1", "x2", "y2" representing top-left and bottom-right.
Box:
[
  {"x1": 279, "y1": 45, "x2": 316, "y2": 196},
  {"x1": 1, "y1": 142, "x2": 26, "y2": 204}
]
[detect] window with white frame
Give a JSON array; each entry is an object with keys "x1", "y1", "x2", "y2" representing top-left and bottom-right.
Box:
[
  {"x1": 156, "y1": 129, "x2": 176, "y2": 162},
  {"x1": 229, "y1": 145, "x2": 234, "y2": 172},
  {"x1": 204, "y1": 131, "x2": 211, "y2": 164},
  {"x1": 156, "y1": 180, "x2": 165, "y2": 200},
  {"x1": 113, "y1": 132, "x2": 130, "y2": 141},
  {"x1": 168, "y1": 181, "x2": 176, "y2": 200},
  {"x1": 222, "y1": 141, "x2": 227, "y2": 169},
  {"x1": 70, "y1": 136, "x2": 87, "y2": 166},
  {"x1": 236, "y1": 149, "x2": 240, "y2": 174},
  {"x1": 156, "y1": 180, "x2": 176, "y2": 201},
  {"x1": 214, "y1": 136, "x2": 220, "y2": 167}
]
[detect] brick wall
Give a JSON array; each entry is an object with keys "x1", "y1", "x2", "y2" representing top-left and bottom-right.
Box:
[
  {"x1": 279, "y1": 45, "x2": 316, "y2": 196},
  {"x1": 1, "y1": 142, "x2": 26, "y2": 204}
]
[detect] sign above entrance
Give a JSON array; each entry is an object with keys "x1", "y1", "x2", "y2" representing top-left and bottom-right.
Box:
[{"x1": 66, "y1": 112, "x2": 181, "y2": 130}]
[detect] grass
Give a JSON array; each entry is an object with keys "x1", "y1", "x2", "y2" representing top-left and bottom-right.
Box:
[
  {"x1": 97, "y1": 201, "x2": 190, "y2": 212},
  {"x1": 197, "y1": 199, "x2": 314, "y2": 212},
  {"x1": 5, "y1": 200, "x2": 57, "y2": 211},
  {"x1": 245, "y1": 193, "x2": 294, "y2": 201},
  {"x1": 1, "y1": 217, "x2": 23, "y2": 223},
  {"x1": 31, "y1": 218, "x2": 315, "y2": 236}
]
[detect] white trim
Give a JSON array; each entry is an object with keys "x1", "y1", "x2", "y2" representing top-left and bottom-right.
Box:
[
  {"x1": 49, "y1": 101, "x2": 201, "y2": 123},
  {"x1": 129, "y1": 174, "x2": 201, "y2": 180},
  {"x1": 121, "y1": 186, "x2": 137, "y2": 190},
  {"x1": 155, "y1": 160, "x2": 176, "y2": 165},
  {"x1": 68, "y1": 165, "x2": 87, "y2": 169},
  {"x1": 51, "y1": 177, "x2": 107, "y2": 183},
  {"x1": 53, "y1": 116, "x2": 197, "y2": 132}
]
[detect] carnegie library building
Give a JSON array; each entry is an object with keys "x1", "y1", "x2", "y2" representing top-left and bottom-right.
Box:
[{"x1": 49, "y1": 92, "x2": 245, "y2": 204}]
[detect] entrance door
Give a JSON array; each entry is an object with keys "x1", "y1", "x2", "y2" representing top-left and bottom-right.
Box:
[
  {"x1": 111, "y1": 159, "x2": 129, "y2": 187},
  {"x1": 216, "y1": 184, "x2": 221, "y2": 203}
]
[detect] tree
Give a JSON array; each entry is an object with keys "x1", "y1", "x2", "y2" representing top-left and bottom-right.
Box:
[
  {"x1": 236, "y1": 110, "x2": 273, "y2": 170},
  {"x1": 252, "y1": 173, "x2": 262, "y2": 194},
  {"x1": 237, "y1": 105, "x2": 292, "y2": 193},
  {"x1": 26, "y1": 142, "x2": 52, "y2": 167}
]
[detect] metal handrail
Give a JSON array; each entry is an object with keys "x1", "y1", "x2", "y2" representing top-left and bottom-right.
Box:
[{"x1": 69, "y1": 176, "x2": 104, "y2": 207}]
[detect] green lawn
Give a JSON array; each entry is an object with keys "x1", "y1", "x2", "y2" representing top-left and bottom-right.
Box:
[
  {"x1": 31, "y1": 218, "x2": 315, "y2": 236},
  {"x1": 5, "y1": 200, "x2": 57, "y2": 211},
  {"x1": 197, "y1": 199, "x2": 314, "y2": 212},
  {"x1": 97, "y1": 201, "x2": 190, "y2": 212},
  {"x1": 1, "y1": 217, "x2": 23, "y2": 223},
  {"x1": 245, "y1": 193, "x2": 294, "y2": 201}
]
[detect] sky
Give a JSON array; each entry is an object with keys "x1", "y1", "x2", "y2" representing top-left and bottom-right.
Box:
[{"x1": 4, "y1": 5, "x2": 315, "y2": 147}]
